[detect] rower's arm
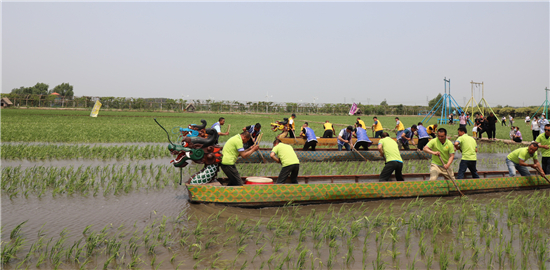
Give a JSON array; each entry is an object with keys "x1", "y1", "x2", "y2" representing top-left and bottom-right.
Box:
[
  {"x1": 239, "y1": 145, "x2": 259, "y2": 159},
  {"x1": 269, "y1": 152, "x2": 280, "y2": 163},
  {"x1": 377, "y1": 143, "x2": 384, "y2": 157}
]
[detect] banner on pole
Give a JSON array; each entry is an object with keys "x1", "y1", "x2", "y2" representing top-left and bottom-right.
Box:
[
  {"x1": 90, "y1": 100, "x2": 102, "y2": 117},
  {"x1": 348, "y1": 103, "x2": 358, "y2": 115}
]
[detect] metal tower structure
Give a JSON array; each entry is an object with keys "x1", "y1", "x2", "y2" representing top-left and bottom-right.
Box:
[
  {"x1": 531, "y1": 87, "x2": 550, "y2": 118},
  {"x1": 422, "y1": 77, "x2": 465, "y2": 125},
  {"x1": 463, "y1": 81, "x2": 499, "y2": 122}
]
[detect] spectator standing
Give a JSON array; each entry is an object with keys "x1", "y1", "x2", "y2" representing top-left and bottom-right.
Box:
[
  {"x1": 501, "y1": 116, "x2": 506, "y2": 126},
  {"x1": 539, "y1": 114, "x2": 549, "y2": 130},
  {"x1": 509, "y1": 115, "x2": 514, "y2": 126},
  {"x1": 531, "y1": 116, "x2": 540, "y2": 141},
  {"x1": 459, "y1": 112, "x2": 467, "y2": 130},
  {"x1": 525, "y1": 115, "x2": 531, "y2": 126},
  {"x1": 486, "y1": 113, "x2": 498, "y2": 140}
]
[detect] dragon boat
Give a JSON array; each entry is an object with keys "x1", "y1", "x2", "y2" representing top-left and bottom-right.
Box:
[
  {"x1": 278, "y1": 137, "x2": 421, "y2": 146},
  {"x1": 237, "y1": 148, "x2": 430, "y2": 163},
  {"x1": 186, "y1": 170, "x2": 549, "y2": 207}
]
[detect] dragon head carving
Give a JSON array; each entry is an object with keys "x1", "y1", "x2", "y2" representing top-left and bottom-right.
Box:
[{"x1": 169, "y1": 120, "x2": 222, "y2": 167}]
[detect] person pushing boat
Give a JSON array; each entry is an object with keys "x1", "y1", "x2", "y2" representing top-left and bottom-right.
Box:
[
  {"x1": 427, "y1": 124, "x2": 438, "y2": 139},
  {"x1": 454, "y1": 126, "x2": 479, "y2": 179},
  {"x1": 219, "y1": 131, "x2": 260, "y2": 186},
  {"x1": 423, "y1": 128, "x2": 456, "y2": 181},
  {"x1": 394, "y1": 117, "x2": 405, "y2": 140},
  {"x1": 378, "y1": 132, "x2": 404, "y2": 182},
  {"x1": 505, "y1": 143, "x2": 544, "y2": 177},
  {"x1": 270, "y1": 138, "x2": 300, "y2": 184},
  {"x1": 299, "y1": 122, "x2": 317, "y2": 151},
  {"x1": 416, "y1": 122, "x2": 431, "y2": 150}
]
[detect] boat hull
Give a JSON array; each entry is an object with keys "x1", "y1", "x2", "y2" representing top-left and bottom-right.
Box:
[
  {"x1": 237, "y1": 149, "x2": 430, "y2": 163},
  {"x1": 187, "y1": 173, "x2": 548, "y2": 207}
]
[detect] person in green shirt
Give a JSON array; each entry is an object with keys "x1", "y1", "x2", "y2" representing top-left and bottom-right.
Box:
[
  {"x1": 377, "y1": 132, "x2": 403, "y2": 181},
  {"x1": 423, "y1": 128, "x2": 456, "y2": 181},
  {"x1": 505, "y1": 143, "x2": 544, "y2": 177},
  {"x1": 536, "y1": 123, "x2": 550, "y2": 174},
  {"x1": 270, "y1": 139, "x2": 300, "y2": 184},
  {"x1": 454, "y1": 126, "x2": 479, "y2": 179},
  {"x1": 220, "y1": 131, "x2": 259, "y2": 186}
]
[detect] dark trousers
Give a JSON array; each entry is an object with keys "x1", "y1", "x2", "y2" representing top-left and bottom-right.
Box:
[
  {"x1": 220, "y1": 164, "x2": 243, "y2": 186},
  {"x1": 533, "y1": 130, "x2": 540, "y2": 141},
  {"x1": 374, "y1": 130, "x2": 383, "y2": 138},
  {"x1": 288, "y1": 129, "x2": 296, "y2": 138},
  {"x1": 417, "y1": 138, "x2": 429, "y2": 150},
  {"x1": 379, "y1": 161, "x2": 403, "y2": 182},
  {"x1": 477, "y1": 129, "x2": 484, "y2": 139},
  {"x1": 277, "y1": 164, "x2": 299, "y2": 184},
  {"x1": 542, "y1": 157, "x2": 550, "y2": 174},
  {"x1": 486, "y1": 127, "x2": 496, "y2": 139},
  {"x1": 513, "y1": 137, "x2": 522, "y2": 143},
  {"x1": 457, "y1": 160, "x2": 479, "y2": 179},
  {"x1": 303, "y1": 140, "x2": 317, "y2": 151},
  {"x1": 322, "y1": 130, "x2": 333, "y2": 138},
  {"x1": 354, "y1": 141, "x2": 372, "y2": 150}
]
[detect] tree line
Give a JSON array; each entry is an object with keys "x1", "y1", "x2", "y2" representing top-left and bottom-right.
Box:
[{"x1": 10, "y1": 82, "x2": 74, "y2": 97}]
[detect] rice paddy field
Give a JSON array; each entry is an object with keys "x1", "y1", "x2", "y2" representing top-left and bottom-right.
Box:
[{"x1": 1, "y1": 108, "x2": 548, "y2": 269}]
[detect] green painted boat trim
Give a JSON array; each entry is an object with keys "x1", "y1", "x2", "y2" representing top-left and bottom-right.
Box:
[{"x1": 187, "y1": 175, "x2": 548, "y2": 207}]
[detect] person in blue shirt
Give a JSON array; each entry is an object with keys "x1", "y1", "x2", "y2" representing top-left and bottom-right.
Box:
[
  {"x1": 299, "y1": 122, "x2": 318, "y2": 151},
  {"x1": 352, "y1": 123, "x2": 373, "y2": 150}
]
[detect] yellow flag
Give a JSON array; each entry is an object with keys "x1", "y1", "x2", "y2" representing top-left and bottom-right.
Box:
[{"x1": 90, "y1": 100, "x2": 102, "y2": 117}]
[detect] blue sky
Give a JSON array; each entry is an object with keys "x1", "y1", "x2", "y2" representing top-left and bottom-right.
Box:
[{"x1": 2, "y1": 1, "x2": 548, "y2": 107}]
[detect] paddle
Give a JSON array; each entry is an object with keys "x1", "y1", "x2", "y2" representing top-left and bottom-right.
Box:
[
  {"x1": 346, "y1": 140, "x2": 369, "y2": 162},
  {"x1": 226, "y1": 124, "x2": 231, "y2": 134},
  {"x1": 437, "y1": 155, "x2": 465, "y2": 197},
  {"x1": 534, "y1": 165, "x2": 550, "y2": 185},
  {"x1": 254, "y1": 133, "x2": 267, "y2": 163}
]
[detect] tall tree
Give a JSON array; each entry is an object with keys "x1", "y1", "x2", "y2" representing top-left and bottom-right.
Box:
[
  {"x1": 51, "y1": 83, "x2": 74, "y2": 97},
  {"x1": 10, "y1": 82, "x2": 49, "y2": 95}
]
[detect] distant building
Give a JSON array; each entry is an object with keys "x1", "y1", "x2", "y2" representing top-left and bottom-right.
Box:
[{"x1": 1, "y1": 97, "x2": 13, "y2": 108}]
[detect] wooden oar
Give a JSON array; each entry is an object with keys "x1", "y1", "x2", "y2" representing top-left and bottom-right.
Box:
[
  {"x1": 254, "y1": 133, "x2": 267, "y2": 163},
  {"x1": 437, "y1": 155, "x2": 465, "y2": 197},
  {"x1": 346, "y1": 141, "x2": 369, "y2": 162},
  {"x1": 227, "y1": 124, "x2": 231, "y2": 134},
  {"x1": 534, "y1": 165, "x2": 550, "y2": 184}
]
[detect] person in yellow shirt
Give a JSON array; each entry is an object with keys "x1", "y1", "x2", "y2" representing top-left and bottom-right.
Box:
[
  {"x1": 288, "y1": 113, "x2": 297, "y2": 138},
  {"x1": 322, "y1": 120, "x2": 336, "y2": 138},
  {"x1": 395, "y1": 117, "x2": 405, "y2": 139},
  {"x1": 427, "y1": 124, "x2": 438, "y2": 138},
  {"x1": 356, "y1": 117, "x2": 366, "y2": 130},
  {"x1": 270, "y1": 139, "x2": 300, "y2": 184},
  {"x1": 372, "y1": 116, "x2": 383, "y2": 138}
]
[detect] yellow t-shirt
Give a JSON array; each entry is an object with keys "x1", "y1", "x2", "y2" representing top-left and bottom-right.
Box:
[
  {"x1": 396, "y1": 121, "x2": 404, "y2": 131},
  {"x1": 357, "y1": 120, "x2": 366, "y2": 129},
  {"x1": 324, "y1": 122, "x2": 333, "y2": 130},
  {"x1": 373, "y1": 120, "x2": 383, "y2": 131}
]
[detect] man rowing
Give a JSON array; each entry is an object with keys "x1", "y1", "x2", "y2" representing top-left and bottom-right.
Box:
[
  {"x1": 378, "y1": 132, "x2": 403, "y2": 182},
  {"x1": 372, "y1": 117, "x2": 383, "y2": 138},
  {"x1": 416, "y1": 122, "x2": 431, "y2": 150},
  {"x1": 536, "y1": 123, "x2": 550, "y2": 174},
  {"x1": 356, "y1": 117, "x2": 366, "y2": 130},
  {"x1": 423, "y1": 128, "x2": 456, "y2": 181},
  {"x1": 242, "y1": 123, "x2": 261, "y2": 149},
  {"x1": 395, "y1": 117, "x2": 405, "y2": 140},
  {"x1": 454, "y1": 126, "x2": 479, "y2": 179},
  {"x1": 270, "y1": 139, "x2": 300, "y2": 184},
  {"x1": 397, "y1": 125, "x2": 418, "y2": 150},
  {"x1": 337, "y1": 126, "x2": 354, "y2": 151},
  {"x1": 322, "y1": 120, "x2": 336, "y2": 138},
  {"x1": 427, "y1": 124, "x2": 438, "y2": 138},
  {"x1": 505, "y1": 142, "x2": 544, "y2": 177},
  {"x1": 299, "y1": 122, "x2": 317, "y2": 151},
  {"x1": 220, "y1": 131, "x2": 260, "y2": 186},
  {"x1": 353, "y1": 123, "x2": 372, "y2": 150}
]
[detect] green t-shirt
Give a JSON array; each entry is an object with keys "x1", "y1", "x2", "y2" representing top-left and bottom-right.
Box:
[
  {"x1": 455, "y1": 134, "x2": 477, "y2": 161},
  {"x1": 221, "y1": 134, "x2": 244, "y2": 165},
  {"x1": 426, "y1": 138, "x2": 455, "y2": 166},
  {"x1": 507, "y1": 147, "x2": 537, "y2": 164},
  {"x1": 271, "y1": 143, "x2": 300, "y2": 167},
  {"x1": 535, "y1": 134, "x2": 550, "y2": 157},
  {"x1": 378, "y1": 137, "x2": 403, "y2": 162}
]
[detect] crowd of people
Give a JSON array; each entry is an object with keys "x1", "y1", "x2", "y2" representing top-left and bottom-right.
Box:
[{"x1": 208, "y1": 113, "x2": 548, "y2": 186}]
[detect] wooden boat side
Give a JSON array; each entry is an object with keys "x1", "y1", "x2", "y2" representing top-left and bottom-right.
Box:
[
  {"x1": 237, "y1": 149, "x2": 431, "y2": 163},
  {"x1": 279, "y1": 137, "x2": 421, "y2": 146},
  {"x1": 186, "y1": 171, "x2": 548, "y2": 207}
]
